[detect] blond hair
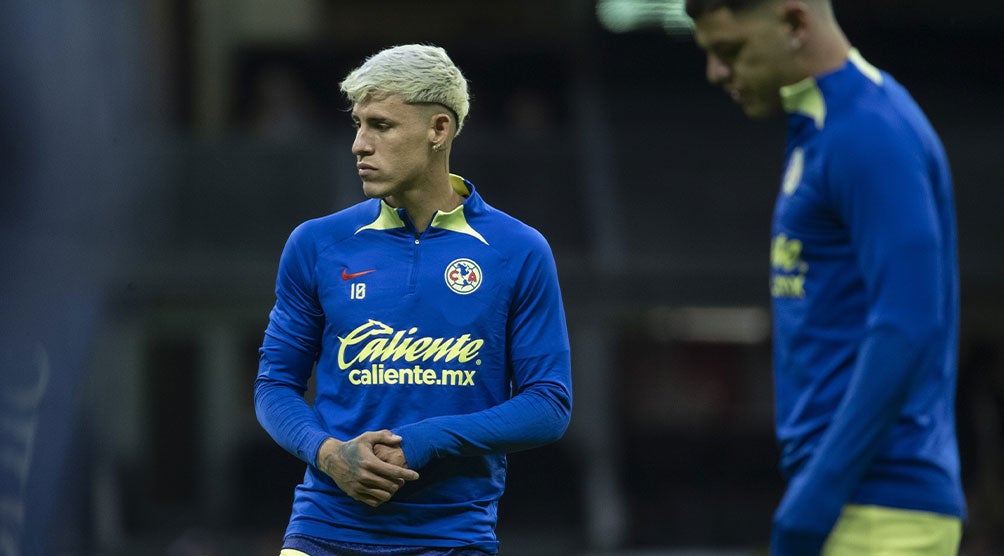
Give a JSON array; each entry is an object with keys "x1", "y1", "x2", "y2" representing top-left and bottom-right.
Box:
[{"x1": 340, "y1": 44, "x2": 470, "y2": 135}]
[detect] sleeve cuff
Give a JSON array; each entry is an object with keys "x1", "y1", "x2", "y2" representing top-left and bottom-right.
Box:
[
  {"x1": 393, "y1": 421, "x2": 439, "y2": 470},
  {"x1": 770, "y1": 524, "x2": 828, "y2": 556}
]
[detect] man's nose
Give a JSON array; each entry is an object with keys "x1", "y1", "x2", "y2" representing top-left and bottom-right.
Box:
[
  {"x1": 706, "y1": 54, "x2": 731, "y2": 85},
  {"x1": 352, "y1": 130, "x2": 372, "y2": 156}
]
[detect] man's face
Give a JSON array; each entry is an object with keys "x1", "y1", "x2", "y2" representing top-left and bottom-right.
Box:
[
  {"x1": 693, "y1": 4, "x2": 795, "y2": 119},
  {"x1": 351, "y1": 94, "x2": 438, "y2": 200}
]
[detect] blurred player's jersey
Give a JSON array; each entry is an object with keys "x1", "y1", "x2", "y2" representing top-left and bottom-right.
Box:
[{"x1": 770, "y1": 50, "x2": 965, "y2": 519}]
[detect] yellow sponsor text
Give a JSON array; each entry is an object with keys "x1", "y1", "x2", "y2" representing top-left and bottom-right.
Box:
[
  {"x1": 771, "y1": 234, "x2": 803, "y2": 272},
  {"x1": 771, "y1": 275, "x2": 806, "y2": 298},
  {"x1": 348, "y1": 364, "x2": 477, "y2": 386},
  {"x1": 338, "y1": 320, "x2": 484, "y2": 370},
  {"x1": 771, "y1": 233, "x2": 808, "y2": 299}
]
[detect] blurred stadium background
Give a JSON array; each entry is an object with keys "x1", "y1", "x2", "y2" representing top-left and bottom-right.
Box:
[{"x1": 2, "y1": 1, "x2": 1002, "y2": 555}]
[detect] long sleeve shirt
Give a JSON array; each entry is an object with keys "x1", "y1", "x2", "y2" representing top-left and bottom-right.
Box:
[
  {"x1": 255, "y1": 175, "x2": 572, "y2": 553},
  {"x1": 769, "y1": 49, "x2": 965, "y2": 554}
]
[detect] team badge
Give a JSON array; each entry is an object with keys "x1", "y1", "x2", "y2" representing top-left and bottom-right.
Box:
[{"x1": 445, "y1": 258, "x2": 482, "y2": 295}]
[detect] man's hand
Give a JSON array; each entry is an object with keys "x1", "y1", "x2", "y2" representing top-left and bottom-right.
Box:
[
  {"x1": 372, "y1": 441, "x2": 409, "y2": 468},
  {"x1": 316, "y1": 430, "x2": 419, "y2": 507}
]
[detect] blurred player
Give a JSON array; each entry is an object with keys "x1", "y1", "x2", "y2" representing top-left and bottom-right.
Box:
[
  {"x1": 685, "y1": 1, "x2": 966, "y2": 554},
  {"x1": 253, "y1": 44, "x2": 573, "y2": 555}
]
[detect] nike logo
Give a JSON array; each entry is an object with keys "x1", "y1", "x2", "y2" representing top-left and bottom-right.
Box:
[{"x1": 341, "y1": 268, "x2": 376, "y2": 280}]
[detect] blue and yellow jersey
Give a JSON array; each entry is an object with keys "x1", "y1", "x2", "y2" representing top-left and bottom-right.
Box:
[
  {"x1": 255, "y1": 175, "x2": 572, "y2": 552},
  {"x1": 769, "y1": 49, "x2": 965, "y2": 548}
]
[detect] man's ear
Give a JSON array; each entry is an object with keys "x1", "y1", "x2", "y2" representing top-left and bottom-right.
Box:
[
  {"x1": 429, "y1": 112, "x2": 453, "y2": 143},
  {"x1": 779, "y1": 0, "x2": 812, "y2": 49}
]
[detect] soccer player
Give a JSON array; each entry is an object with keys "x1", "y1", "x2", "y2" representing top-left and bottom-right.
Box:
[
  {"x1": 685, "y1": 1, "x2": 966, "y2": 554},
  {"x1": 254, "y1": 44, "x2": 573, "y2": 555}
]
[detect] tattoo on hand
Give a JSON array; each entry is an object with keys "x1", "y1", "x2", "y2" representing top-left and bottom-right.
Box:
[{"x1": 337, "y1": 441, "x2": 362, "y2": 473}]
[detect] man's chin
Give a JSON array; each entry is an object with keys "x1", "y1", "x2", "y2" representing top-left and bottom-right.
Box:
[
  {"x1": 361, "y1": 181, "x2": 391, "y2": 199},
  {"x1": 741, "y1": 99, "x2": 783, "y2": 120}
]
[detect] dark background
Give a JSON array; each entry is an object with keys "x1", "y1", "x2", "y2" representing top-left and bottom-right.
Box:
[{"x1": 2, "y1": 1, "x2": 1002, "y2": 555}]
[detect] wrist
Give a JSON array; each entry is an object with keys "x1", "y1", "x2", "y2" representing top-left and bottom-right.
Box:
[
  {"x1": 771, "y1": 522, "x2": 829, "y2": 556},
  {"x1": 315, "y1": 437, "x2": 342, "y2": 468}
]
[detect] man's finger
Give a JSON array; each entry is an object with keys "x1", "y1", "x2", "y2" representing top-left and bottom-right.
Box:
[
  {"x1": 367, "y1": 454, "x2": 419, "y2": 482},
  {"x1": 367, "y1": 429, "x2": 403, "y2": 446},
  {"x1": 357, "y1": 470, "x2": 406, "y2": 492}
]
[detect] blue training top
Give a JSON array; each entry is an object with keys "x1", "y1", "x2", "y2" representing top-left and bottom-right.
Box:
[
  {"x1": 255, "y1": 175, "x2": 572, "y2": 553},
  {"x1": 769, "y1": 50, "x2": 965, "y2": 553}
]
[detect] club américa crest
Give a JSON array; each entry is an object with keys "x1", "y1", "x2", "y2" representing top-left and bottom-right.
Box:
[{"x1": 444, "y1": 258, "x2": 482, "y2": 295}]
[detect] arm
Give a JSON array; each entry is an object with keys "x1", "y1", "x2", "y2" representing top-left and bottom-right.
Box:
[
  {"x1": 255, "y1": 364, "x2": 418, "y2": 506},
  {"x1": 254, "y1": 336, "x2": 329, "y2": 464},
  {"x1": 771, "y1": 122, "x2": 946, "y2": 554},
  {"x1": 254, "y1": 224, "x2": 329, "y2": 463},
  {"x1": 771, "y1": 329, "x2": 919, "y2": 554},
  {"x1": 254, "y1": 225, "x2": 417, "y2": 505},
  {"x1": 394, "y1": 239, "x2": 573, "y2": 469},
  {"x1": 394, "y1": 357, "x2": 572, "y2": 469}
]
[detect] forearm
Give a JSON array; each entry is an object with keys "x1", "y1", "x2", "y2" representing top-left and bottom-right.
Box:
[
  {"x1": 772, "y1": 326, "x2": 919, "y2": 555},
  {"x1": 394, "y1": 380, "x2": 572, "y2": 470},
  {"x1": 254, "y1": 376, "x2": 331, "y2": 465}
]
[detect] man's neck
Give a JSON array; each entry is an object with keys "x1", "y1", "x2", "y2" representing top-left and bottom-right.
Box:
[
  {"x1": 802, "y1": 21, "x2": 851, "y2": 78},
  {"x1": 386, "y1": 176, "x2": 464, "y2": 233}
]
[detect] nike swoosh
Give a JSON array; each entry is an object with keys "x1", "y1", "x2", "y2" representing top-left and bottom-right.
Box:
[{"x1": 341, "y1": 268, "x2": 376, "y2": 280}]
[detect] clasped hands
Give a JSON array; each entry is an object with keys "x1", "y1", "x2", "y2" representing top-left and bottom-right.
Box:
[{"x1": 316, "y1": 430, "x2": 420, "y2": 507}]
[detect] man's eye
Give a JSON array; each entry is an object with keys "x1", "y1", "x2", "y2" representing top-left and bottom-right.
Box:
[{"x1": 717, "y1": 44, "x2": 742, "y2": 62}]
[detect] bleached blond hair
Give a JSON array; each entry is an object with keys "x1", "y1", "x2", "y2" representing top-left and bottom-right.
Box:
[{"x1": 340, "y1": 44, "x2": 470, "y2": 136}]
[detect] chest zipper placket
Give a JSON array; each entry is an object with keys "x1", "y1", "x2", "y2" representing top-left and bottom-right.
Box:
[{"x1": 408, "y1": 234, "x2": 422, "y2": 294}]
